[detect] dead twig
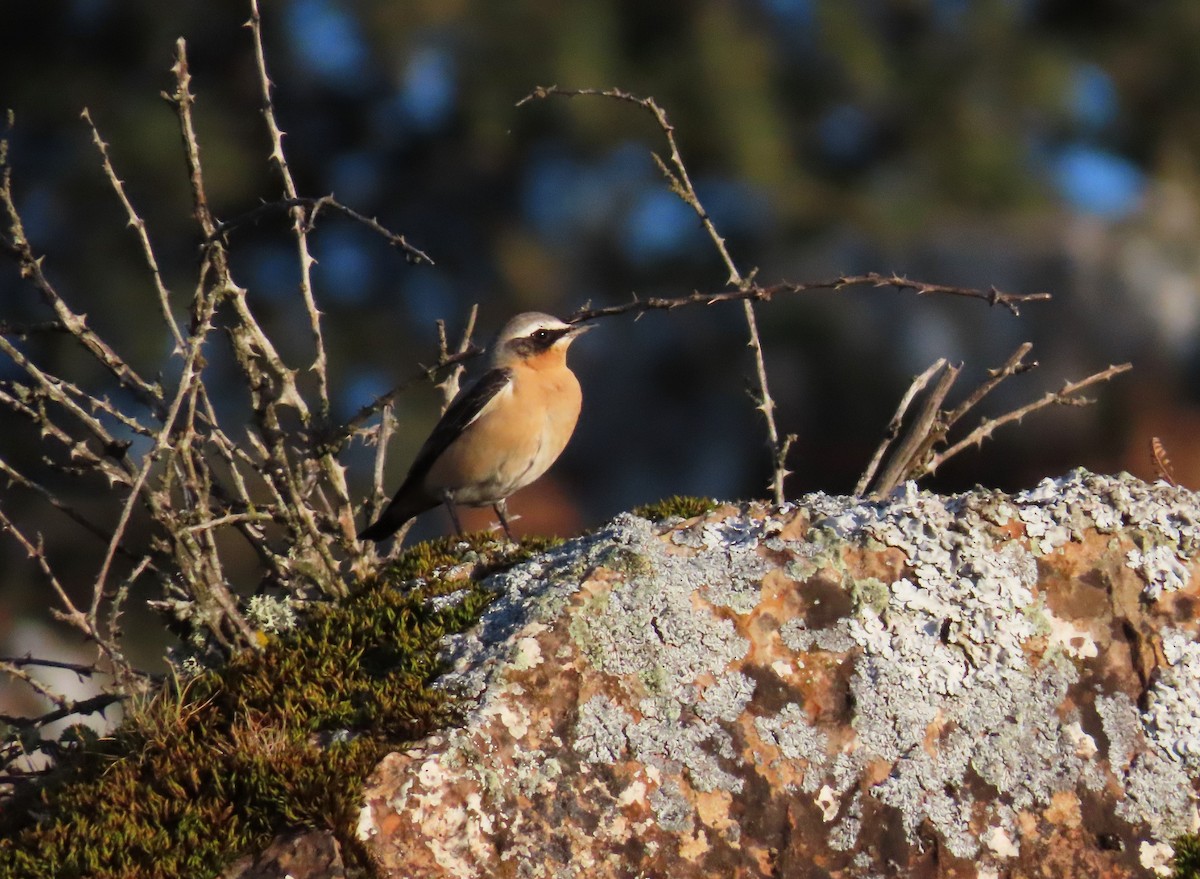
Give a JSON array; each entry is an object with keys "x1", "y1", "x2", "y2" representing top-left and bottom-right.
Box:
[
  {"x1": 860, "y1": 348, "x2": 1131, "y2": 497},
  {"x1": 855, "y1": 358, "x2": 948, "y2": 497},
  {"x1": 924, "y1": 362, "x2": 1132, "y2": 475},
  {"x1": 247, "y1": 0, "x2": 330, "y2": 419},
  {"x1": 1, "y1": 125, "x2": 165, "y2": 418},
  {"x1": 0, "y1": 693, "x2": 126, "y2": 732},
  {"x1": 328, "y1": 346, "x2": 482, "y2": 452},
  {"x1": 521, "y1": 85, "x2": 793, "y2": 504},
  {"x1": 209, "y1": 195, "x2": 434, "y2": 265},
  {"x1": 435, "y1": 304, "x2": 479, "y2": 412},
  {"x1": 568, "y1": 274, "x2": 1049, "y2": 324},
  {"x1": 82, "y1": 108, "x2": 185, "y2": 353},
  {"x1": 870, "y1": 362, "x2": 962, "y2": 497},
  {"x1": 1151, "y1": 437, "x2": 1177, "y2": 486}
]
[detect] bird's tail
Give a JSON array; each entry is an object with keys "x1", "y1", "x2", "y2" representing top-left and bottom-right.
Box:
[{"x1": 358, "y1": 494, "x2": 435, "y2": 542}]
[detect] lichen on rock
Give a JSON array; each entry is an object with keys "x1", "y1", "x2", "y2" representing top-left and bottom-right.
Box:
[{"x1": 359, "y1": 470, "x2": 1200, "y2": 878}]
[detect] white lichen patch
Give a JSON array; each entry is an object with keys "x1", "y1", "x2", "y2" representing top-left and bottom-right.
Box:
[
  {"x1": 1141, "y1": 840, "x2": 1176, "y2": 877},
  {"x1": 769, "y1": 471, "x2": 1200, "y2": 862},
  {"x1": 1127, "y1": 544, "x2": 1192, "y2": 600},
  {"x1": 363, "y1": 472, "x2": 1200, "y2": 878},
  {"x1": 1145, "y1": 629, "x2": 1200, "y2": 771},
  {"x1": 244, "y1": 593, "x2": 297, "y2": 633}
]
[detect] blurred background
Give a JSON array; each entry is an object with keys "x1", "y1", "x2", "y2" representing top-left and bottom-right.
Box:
[{"x1": 2, "y1": 0, "x2": 1200, "y2": 686}]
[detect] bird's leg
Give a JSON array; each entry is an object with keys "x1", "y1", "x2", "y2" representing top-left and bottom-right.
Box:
[
  {"x1": 442, "y1": 490, "x2": 465, "y2": 535},
  {"x1": 493, "y1": 499, "x2": 514, "y2": 541}
]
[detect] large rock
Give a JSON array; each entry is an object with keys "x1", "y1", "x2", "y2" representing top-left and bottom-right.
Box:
[{"x1": 358, "y1": 471, "x2": 1200, "y2": 878}]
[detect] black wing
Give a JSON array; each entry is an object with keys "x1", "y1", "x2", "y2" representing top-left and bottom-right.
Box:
[
  {"x1": 399, "y1": 366, "x2": 514, "y2": 491},
  {"x1": 358, "y1": 367, "x2": 514, "y2": 541}
]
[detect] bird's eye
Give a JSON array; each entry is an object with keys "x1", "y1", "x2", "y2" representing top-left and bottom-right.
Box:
[{"x1": 531, "y1": 329, "x2": 550, "y2": 342}]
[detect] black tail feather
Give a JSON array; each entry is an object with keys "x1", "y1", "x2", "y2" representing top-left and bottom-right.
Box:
[{"x1": 359, "y1": 494, "x2": 431, "y2": 542}]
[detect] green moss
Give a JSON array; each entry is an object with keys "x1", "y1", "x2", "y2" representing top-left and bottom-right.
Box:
[
  {"x1": 382, "y1": 531, "x2": 562, "y2": 594},
  {"x1": 0, "y1": 534, "x2": 549, "y2": 879},
  {"x1": 632, "y1": 495, "x2": 717, "y2": 522},
  {"x1": 1176, "y1": 834, "x2": 1200, "y2": 878}
]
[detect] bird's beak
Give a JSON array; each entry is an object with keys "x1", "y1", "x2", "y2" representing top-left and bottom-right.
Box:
[{"x1": 567, "y1": 322, "x2": 595, "y2": 337}]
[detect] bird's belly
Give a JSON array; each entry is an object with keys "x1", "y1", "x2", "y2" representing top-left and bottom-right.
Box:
[{"x1": 423, "y1": 377, "x2": 579, "y2": 506}]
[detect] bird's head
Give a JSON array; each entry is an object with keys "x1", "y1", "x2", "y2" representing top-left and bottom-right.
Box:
[{"x1": 490, "y1": 312, "x2": 593, "y2": 369}]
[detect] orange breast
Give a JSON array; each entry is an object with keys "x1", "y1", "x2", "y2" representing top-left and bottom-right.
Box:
[{"x1": 424, "y1": 367, "x2": 581, "y2": 506}]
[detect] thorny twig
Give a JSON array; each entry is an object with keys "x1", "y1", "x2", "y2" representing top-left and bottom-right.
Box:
[
  {"x1": 520, "y1": 85, "x2": 794, "y2": 505},
  {"x1": 0, "y1": 693, "x2": 126, "y2": 733},
  {"x1": 210, "y1": 195, "x2": 434, "y2": 265},
  {"x1": 521, "y1": 87, "x2": 1053, "y2": 504},
  {"x1": 247, "y1": 0, "x2": 330, "y2": 419},
  {"x1": 247, "y1": 2, "x2": 362, "y2": 548},
  {"x1": 435, "y1": 304, "x2": 479, "y2": 412},
  {"x1": 860, "y1": 346, "x2": 1132, "y2": 497},
  {"x1": 329, "y1": 346, "x2": 482, "y2": 452},
  {"x1": 81, "y1": 108, "x2": 185, "y2": 352},
  {"x1": 568, "y1": 274, "x2": 1050, "y2": 323},
  {"x1": 924, "y1": 361, "x2": 1132, "y2": 475}
]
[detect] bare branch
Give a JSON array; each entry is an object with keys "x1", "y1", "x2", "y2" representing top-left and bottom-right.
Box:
[
  {"x1": 520, "y1": 86, "x2": 743, "y2": 286},
  {"x1": 855, "y1": 358, "x2": 948, "y2": 497},
  {"x1": 0, "y1": 456, "x2": 143, "y2": 555},
  {"x1": 742, "y1": 299, "x2": 787, "y2": 504},
  {"x1": 0, "y1": 660, "x2": 72, "y2": 709},
  {"x1": 210, "y1": 195, "x2": 434, "y2": 265},
  {"x1": 870, "y1": 362, "x2": 962, "y2": 497},
  {"x1": 0, "y1": 656, "x2": 107, "y2": 676},
  {"x1": 0, "y1": 506, "x2": 120, "y2": 668},
  {"x1": 0, "y1": 693, "x2": 125, "y2": 732},
  {"x1": 435, "y1": 304, "x2": 479, "y2": 412},
  {"x1": 521, "y1": 85, "x2": 794, "y2": 503},
  {"x1": 1, "y1": 130, "x2": 165, "y2": 416},
  {"x1": 0, "y1": 386, "x2": 128, "y2": 484},
  {"x1": 368, "y1": 404, "x2": 396, "y2": 515},
  {"x1": 246, "y1": 0, "x2": 330, "y2": 418},
  {"x1": 81, "y1": 108, "x2": 185, "y2": 352},
  {"x1": 569, "y1": 274, "x2": 1049, "y2": 324},
  {"x1": 329, "y1": 346, "x2": 482, "y2": 452},
  {"x1": 940, "y1": 342, "x2": 1037, "y2": 429},
  {"x1": 0, "y1": 335, "x2": 136, "y2": 479},
  {"x1": 924, "y1": 363, "x2": 1133, "y2": 475}
]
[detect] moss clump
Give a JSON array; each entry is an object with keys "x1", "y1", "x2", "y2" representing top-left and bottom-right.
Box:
[
  {"x1": 0, "y1": 533, "x2": 545, "y2": 879},
  {"x1": 384, "y1": 531, "x2": 562, "y2": 594},
  {"x1": 1176, "y1": 834, "x2": 1200, "y2": 878},
  {"x1": 632, "y1": 495, "x2": 717, "y2": 522}
]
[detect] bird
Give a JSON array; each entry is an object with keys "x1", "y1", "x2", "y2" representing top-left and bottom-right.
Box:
[{"x1": 359, "y1": 312, "x2": 593, "y2": 542}]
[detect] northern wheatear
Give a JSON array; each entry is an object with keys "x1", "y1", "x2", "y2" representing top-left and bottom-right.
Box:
[{"x1": 359, "y1": 312, "x2": 592, "y2": 542}]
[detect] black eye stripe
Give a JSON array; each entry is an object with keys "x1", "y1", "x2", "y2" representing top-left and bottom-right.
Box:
[
  {"x1": 508, "y1": 326, "x2": 569, "y2": 356},
  {"x1": 530, "y1": 327, "x2": 566, "y2": 343}
]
